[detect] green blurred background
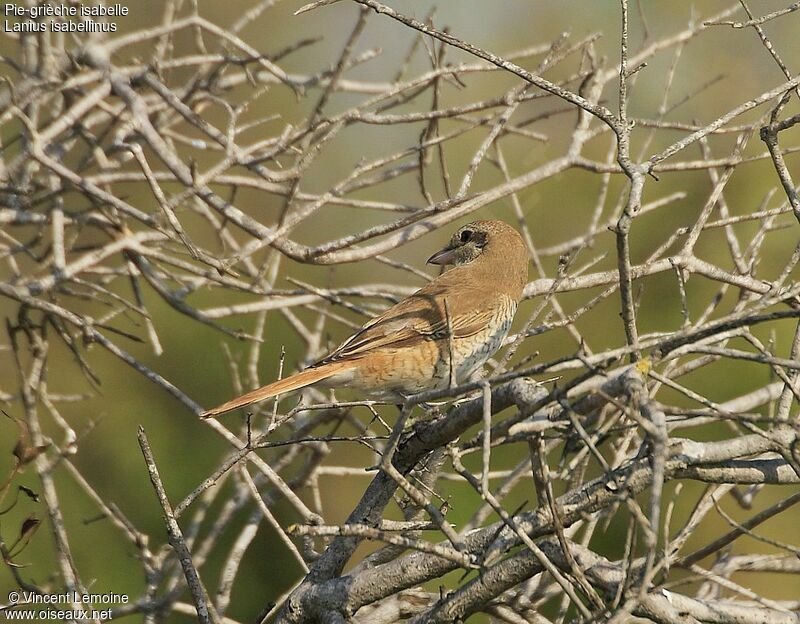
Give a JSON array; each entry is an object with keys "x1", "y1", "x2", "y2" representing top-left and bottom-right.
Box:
[{"x1": 1, "y1": 1, "x2": 799, "y2": 621}]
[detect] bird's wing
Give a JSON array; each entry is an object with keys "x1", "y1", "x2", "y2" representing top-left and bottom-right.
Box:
[{"x1": 316, "y1": 279, "x2": 503, "y2": 365}]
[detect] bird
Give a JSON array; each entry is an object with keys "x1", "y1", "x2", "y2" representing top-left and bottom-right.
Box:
[{"x1": 202, "y1": 220, "x2": 529, "y2": 418}]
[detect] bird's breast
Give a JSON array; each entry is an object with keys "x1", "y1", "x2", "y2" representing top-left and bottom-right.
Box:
[{"x1": 452, "y1": 301, "x2": 516, "y2": 380}]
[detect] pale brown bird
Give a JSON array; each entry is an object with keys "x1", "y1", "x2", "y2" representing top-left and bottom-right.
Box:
[{"x1": 202, "y1": 220, "x2": 529, "y2": 418}]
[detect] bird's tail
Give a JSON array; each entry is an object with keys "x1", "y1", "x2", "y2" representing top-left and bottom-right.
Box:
[{"x1": 201, "y1": 361, "x2": 356, "y2": 418}]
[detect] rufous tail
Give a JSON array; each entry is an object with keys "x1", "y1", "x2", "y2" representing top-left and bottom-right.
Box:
[{"x1": 201, "y1": 361, "x2": 356, "y2": 418}]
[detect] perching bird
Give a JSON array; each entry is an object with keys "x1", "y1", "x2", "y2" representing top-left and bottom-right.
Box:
[{"x1": 202, "y1": 220, "x2": 529, "y2": 418}]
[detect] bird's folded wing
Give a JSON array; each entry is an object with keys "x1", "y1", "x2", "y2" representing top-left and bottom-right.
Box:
[{"x1": 317, "y1": 289, "x2": 504, "y2": 364}]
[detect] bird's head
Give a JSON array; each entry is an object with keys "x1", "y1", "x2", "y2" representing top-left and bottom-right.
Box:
[{"x1": 427, "y1": 220, "x2": 527, "y2": 267}]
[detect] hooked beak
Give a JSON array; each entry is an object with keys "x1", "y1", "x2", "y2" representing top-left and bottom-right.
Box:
[{"x1": 427, "y1": 245, "x2": 459, "y2": 266}]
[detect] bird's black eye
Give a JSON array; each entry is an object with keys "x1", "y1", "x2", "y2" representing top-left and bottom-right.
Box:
[{"x1": 459, "y1": 229, "x2": 473, "y2": 243}]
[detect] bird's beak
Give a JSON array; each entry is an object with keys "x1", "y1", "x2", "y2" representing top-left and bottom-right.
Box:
[{"x1": 427, "y1": 245, "x2": 459, "y2": 266}]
